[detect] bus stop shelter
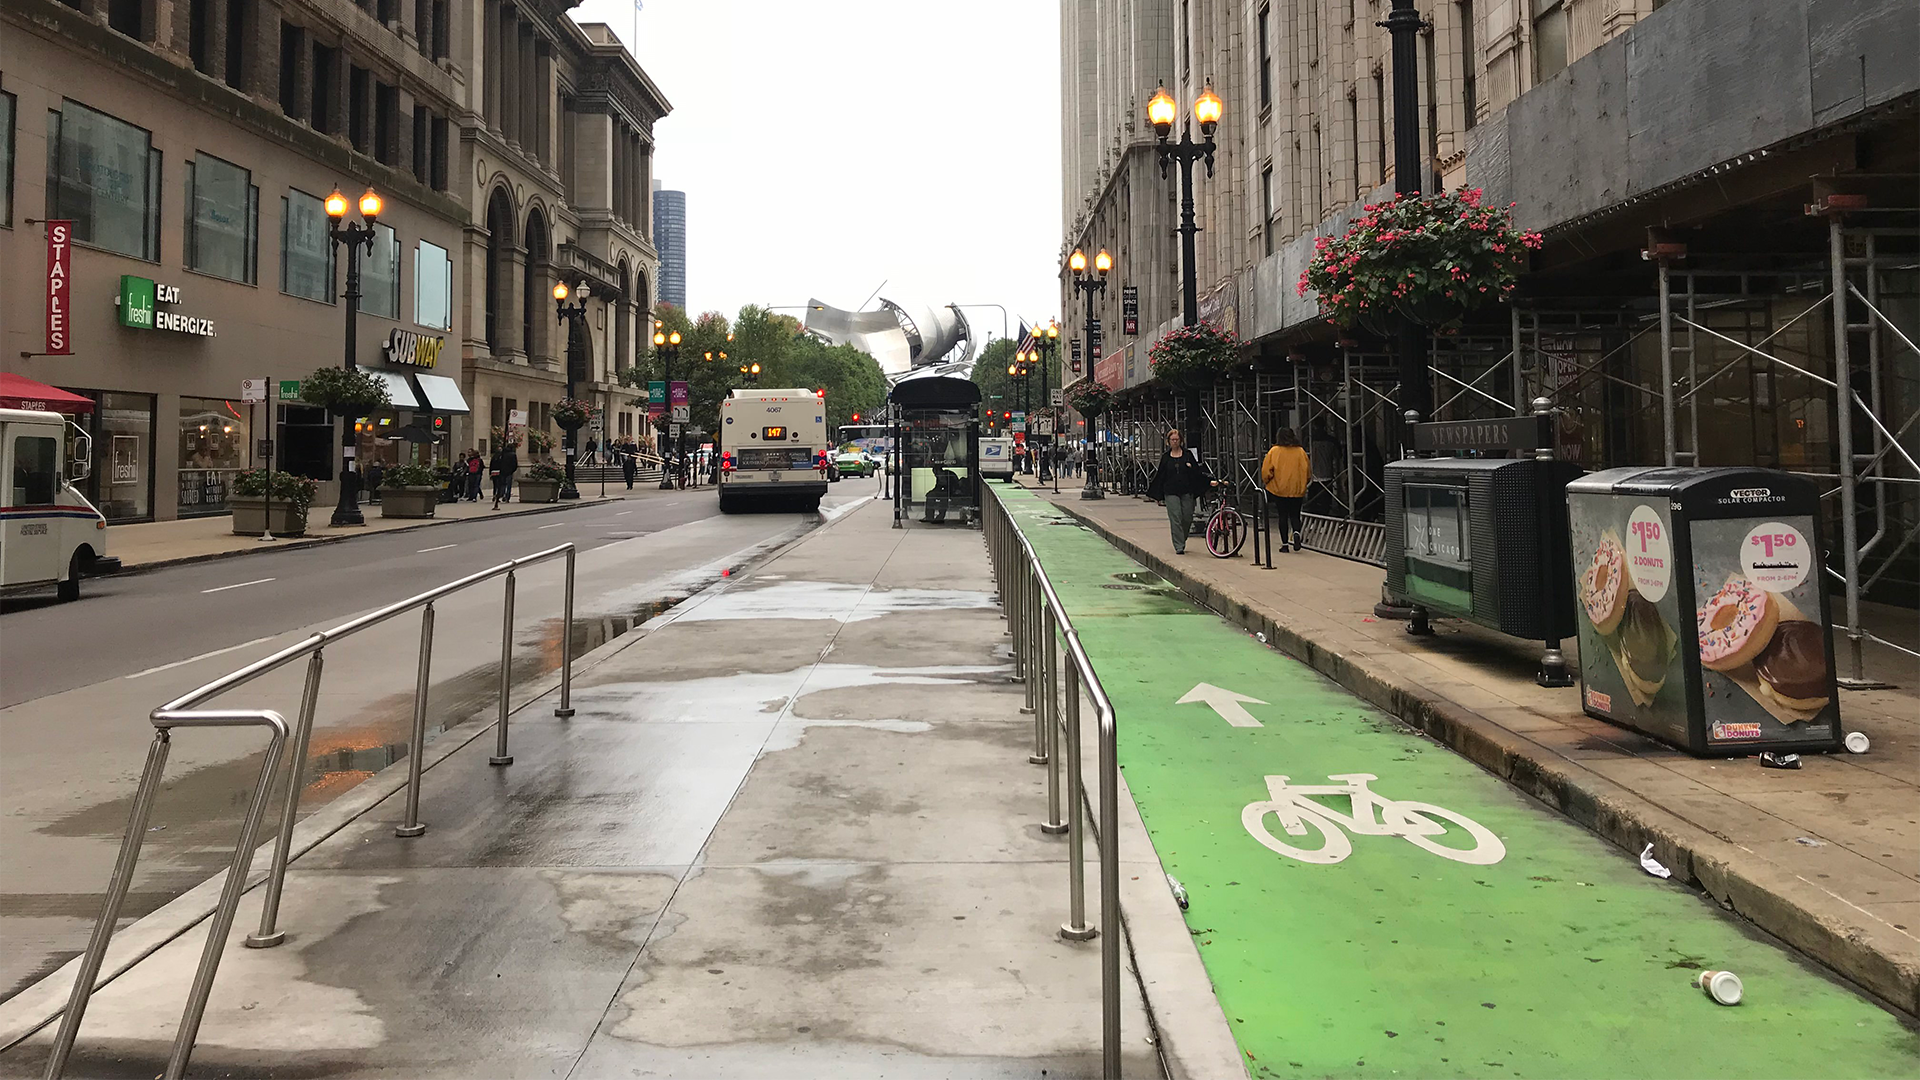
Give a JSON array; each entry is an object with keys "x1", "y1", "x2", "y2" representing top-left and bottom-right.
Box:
[{"x1": 888, "y1": 376, "x2": 981, "y2": 528}]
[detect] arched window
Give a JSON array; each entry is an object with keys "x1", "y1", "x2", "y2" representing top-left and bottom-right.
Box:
[
  {"x1": 522, "y1": 208, "x2": 549, "y2": 363},
  {"x1": 614, "y1": 260, "x2": 631, "y2": 376},
  {"x1": 484, "y1": 187, "x2": 515, "y2": 356}
]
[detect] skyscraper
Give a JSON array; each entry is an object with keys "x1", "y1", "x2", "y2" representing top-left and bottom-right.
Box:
[{"x1": 653, "y1": 180, "x2": 687, "y2": 309}]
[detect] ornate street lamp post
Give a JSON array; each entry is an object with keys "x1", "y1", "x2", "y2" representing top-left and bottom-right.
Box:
[
  {"x1": 323, "y1": 185, "x2": 383, "y2": 527},
  {"x1": 1147, "y1": 84, "x2": 1222, "y2": 326},
  {"x1": 652, "y1": 328, "x2": 682, "y2": 489},
  {"x1": 552, "y1": 279, "x2": 589, "y2": 499},
  {"x1": 1068, "y1": 248, "x2": 1111, "y2": 499}
]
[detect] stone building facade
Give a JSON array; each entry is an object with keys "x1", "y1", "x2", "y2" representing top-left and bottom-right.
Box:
[
  {"x1": 459, "y1": 2, "x2": 669, "y2": 455},
  {"x1": 1, "y1": 0, "x2": 467, "y2": 521}
]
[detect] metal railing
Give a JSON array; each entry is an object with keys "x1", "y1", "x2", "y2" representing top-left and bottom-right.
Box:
[
  {"x1": 45, "y1": 544, "x2": 578, "y2": 1080},
  {"x1": 1299, "y1": 512, "x2": 1388, "y2": 566},
  {"x1": 982, "y1": 487, "x2": 1121, "y2": 1078}
]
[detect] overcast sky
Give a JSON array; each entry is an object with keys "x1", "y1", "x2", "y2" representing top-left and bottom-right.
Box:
[{"x1": 568, "y1": 0, "x2": 1063, "y2": 346}]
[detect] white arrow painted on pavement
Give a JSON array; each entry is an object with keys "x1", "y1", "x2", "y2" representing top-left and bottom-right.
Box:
[{"x1": 1177, "y1": 682, "x2": 1268, "y2": 727}]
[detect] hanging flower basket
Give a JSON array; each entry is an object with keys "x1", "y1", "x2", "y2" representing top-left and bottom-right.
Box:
[
  {"x1": 299, "y1": 367, "x2": 391, "y2": 416},
  {"x1": 1067, "y1": 381, "x2": 1114, "y2": 419},
  {"x1": 1299, "y1": 188, "x2": 1542, "y2": 334},
  {"x1": 1147, "y1": 322, "x2": 1239, "y2": 389},
  {"x1": 490, "y1": 425, "x2": 522, "y2": 449},
  {"x1": 553, "y1": 397, "x2": 595, "y2": 431},
  {"x1": 525, "y1": 429, "x2": 554, "y2": 455}
]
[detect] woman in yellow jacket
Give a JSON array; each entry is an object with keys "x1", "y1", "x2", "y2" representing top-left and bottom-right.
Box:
[{"x1": 1260, "y1": 429, "x2": 1310, "y2": 552}]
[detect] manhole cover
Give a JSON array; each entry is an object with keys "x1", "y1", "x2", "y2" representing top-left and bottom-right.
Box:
[{"x1": 1101, "y1": 583, "x2": 1146, "y2": 591}]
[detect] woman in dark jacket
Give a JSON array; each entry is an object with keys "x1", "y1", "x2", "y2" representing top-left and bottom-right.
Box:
[{"x1": 1144, "y1": 428, "x2": 1216, "y2": 555}]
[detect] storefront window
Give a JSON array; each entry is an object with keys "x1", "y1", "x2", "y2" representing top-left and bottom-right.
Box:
[
  {"x1": 281, "y1": 188, "x2": 334, "y2": 302},
  {"x1": 75, "y1": 390, "x2": 154, "y2": 522},
  {"x1": 187, "y1": 154, "x2": 258, "y2": 284},
  {"x1": 46, "y1": 99, "x2": 161, "y2": 261},
  {"x1": 362, "y1": 222, "x2": 400, "y2": 319},
  {"x1": 178, "y1": 396, "x2": 249, "y2": 516},
  {"x1": 2, "y1": 90, "x2": 15, "y2": 226},
  {"x1": 414, "y1": 239, "x2": 451, "y2": 329}
]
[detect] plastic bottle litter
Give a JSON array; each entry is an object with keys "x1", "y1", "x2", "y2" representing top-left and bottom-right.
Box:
[
  {"x1": 1693, "y1": 970, "x2": 1743, "y2": 1006},
  {"x1": 1167, "y1": 874, "x2": 1189, "y2": 911},
  {"x1": 1844, "y1": 731, "x2": 1870, "y2": 754},
  {"x1": 1638, "y1": 843, "x2": 1673, "y2": 879},
  {"x1": 1758, "y1": 752, "x2": 1802, "y2": 770}
]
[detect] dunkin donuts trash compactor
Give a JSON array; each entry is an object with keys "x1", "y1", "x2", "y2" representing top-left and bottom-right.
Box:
[{"x1": 1566, "y1": 468, "x2": 1842, "y2": 757}]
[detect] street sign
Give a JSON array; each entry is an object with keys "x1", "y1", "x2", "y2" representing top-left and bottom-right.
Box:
[
  {"x1": 669, "y1": 381, "x2": 689, "y2": 407},
  {"x1": 1122, "y1": 286, "x2": 1138, "y2": 335},
  {"x1": 671, "y1": 404, "x2": 690, "y2": 423},
  {"x1": 589, "y1": 419, "x2": 603, "y2": 434},
  {"x1": 647, "y1": 381, "x2": 667, "y2": 417},
  {"x1": 1071, "y1": 338, "x2": 1082, "y2": 361},
  {"x1": 240, "y1": 378, "x2": 267, "y2": 403},
  {"x1": 1035, "y1": 416, "x2": 1055, "y2": 436},
  {"x1": 1050, "y1": 388, "x2": 1063, "y2": 407},
  {"x1": 278, "y1": 379, "x2": 301, "y2": 400},
  {"x1": 509, "y1": 408, "x2": 528, "y2": 426},
  {"x1": 1011, "y1": 422, "x2": 1026, "y2": 433}
]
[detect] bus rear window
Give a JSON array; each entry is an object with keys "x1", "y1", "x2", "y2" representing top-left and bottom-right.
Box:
[{"x1": 762, "y1": 426, "x2": 786, "y2": 440}]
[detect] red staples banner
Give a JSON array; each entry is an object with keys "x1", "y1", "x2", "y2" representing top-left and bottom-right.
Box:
[{"x1": 46, "y1": 220, "x2": 72, "y2": 355}]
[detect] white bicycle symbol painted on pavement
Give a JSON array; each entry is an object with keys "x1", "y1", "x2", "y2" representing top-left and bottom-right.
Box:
[{"x1": 1241, "y1": 774, "x2": 1507, "y2": 865}]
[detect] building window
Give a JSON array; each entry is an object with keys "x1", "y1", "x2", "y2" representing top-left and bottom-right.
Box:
[
  {"x1": 1348, "y1": 91, "x2": 1362, "y2": 201},
  {"x1": 281, "y1": 189, "x2": 334, "y2": 302},
  {"x1": 190, "y1": 0, "x2": 214, "y2": 75},
  {"x1": 225, "y1": 0, "x2": 249, "y2": 90},
  {"x1": 187, "y1": 154, "x2": 258, "y2": 284},
  {"x1": 414, "y1": 239, "x2": 451, "y2": 329},
  {"x1": 1260, "y1": 164, "x2": 1275, "y2": 256},
  {"x1": 376, "y1": 81, "x2": 398, "y2": 165},
  {"x1": 430, "y1": 116, "x2": 449, "y2": 191},
  {"x1": 362, "y1": 222, "x2": 400, "y2": 318},
  {"x1": 46, "y1": 100, "x2": 161, "y2": 261},
  {"x1": 1460, "y1": 0, "x2": 1478, "y2": 130},
  {"x1": 350, "y1": 65, "x2": 370, "y2": 153},
  {"x1": 178, "y1": 396, "x2": 249, "y2": 516},
  {"x1": 1181, "y1": 0, "x2": 1191, "y2": 79},
  {"x1": 1374, "y1": 71, "x2": 1388, "y2": 185},
  {"x1": 1258, "y1": 5, "x2": 1272, "y2": 111},
  {"x1": 311, "y1": 43, "x2": 337, "y2": 133},
  {"x1": 107, "y1": 0, "x2": 144, "y2": 39},
  {"x1": 1532, "y1": 0, "x2": 1568, "y2": 82},
  {"x1": 1, "y1": 89, "x2": 14, "y2": 227},
  {"x1": 279, "y1": 23, "x2": 303, "y2": 118},
  {"x1": 412, "y1": 105, "x2": 429, "y2": 183},
  {"x1": 77, "y1": 389, "x2": 156, "y2": 522}
]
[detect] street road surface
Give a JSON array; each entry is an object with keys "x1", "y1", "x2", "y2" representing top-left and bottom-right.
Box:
[{"x1": 0, "y1": 482, "x2": 879, "y2": 999}]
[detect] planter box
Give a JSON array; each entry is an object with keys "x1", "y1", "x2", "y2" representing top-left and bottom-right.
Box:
[
  {"x1": 229, "y1": 496, "x2": 309, "y2": 537},
  {"x1": 380, "y1": 486, "x2": 440, "y2": 518},
  {"x1": 518, "y1": 479, "x2": 561, "y2": 503}
]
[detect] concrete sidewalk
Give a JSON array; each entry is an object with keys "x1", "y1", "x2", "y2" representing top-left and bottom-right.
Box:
[
  {"x1": 0, "y1": 498, "x2": 1165, "y2": 1078},
  {"x1": 1033, "y1": 483, "x2": 1919, "y2": 1018}
]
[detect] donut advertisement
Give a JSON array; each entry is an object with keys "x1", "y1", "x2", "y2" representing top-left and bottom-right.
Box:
[
  {"x1": 1569, "y1": 496, "x2": 1689, "y2": 748},
  {"x1": 1690, "y1": 515, "x2": 1839, "y2": 745},
  {"x1": 1568, "y1": 467, "x2": 1841, "y2": 755}
]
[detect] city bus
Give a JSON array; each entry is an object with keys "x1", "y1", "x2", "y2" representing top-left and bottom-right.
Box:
[{"x1": 717, "y1": 388, "x2": 830, "y2": 513}]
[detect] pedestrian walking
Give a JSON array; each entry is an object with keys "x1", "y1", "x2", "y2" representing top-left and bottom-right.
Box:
[
  {"x1": 621, "y1": 446, "x2": 637, "y2": 489},
  {"x1": 489, "y1": 443, "x2": 519, "y2": 508},
  {"x1": 1260, "y1": 428, "x2": 1310, "y2": 553},
  {"x1": 583, "y1": 436, "x2": 599, "y2": 466},
  {"x1": 465, "y1": 450, "x2": 485, "y2": 501},
  {"x1": 1144, "y1": 429, "x2": 1216, "y2": 555}
]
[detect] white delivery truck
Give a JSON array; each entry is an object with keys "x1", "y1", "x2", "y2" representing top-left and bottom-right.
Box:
[
  {"x1": 717, "y1": 388, "x2": 830, "y2": 513},
  {"x1": 979, "y1": 437, "x2": 1014, "y2": 481},
  {"x1": 1, "y1": 408, "x2": 115, "y2": 601}
]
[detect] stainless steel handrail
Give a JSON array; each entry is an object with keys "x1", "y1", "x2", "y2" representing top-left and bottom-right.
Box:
[
  {"x1": 45, "y1": 544, "x2": 578, "y2": 1080},
  {"x1": 982, "y1": 487, "x2": 1121, "y2": 1078}
]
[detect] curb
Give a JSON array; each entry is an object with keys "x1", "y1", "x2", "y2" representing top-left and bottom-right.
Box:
[
  {"x1": 107, "y1": 497, "x2": 616, "y2": 576},
  {"x1": 0, "y1": 511, "x2": 827, "y2": 1051},
  {"x1": 1047, "y1": 496, "x2": 1920, "y2": 1020}
]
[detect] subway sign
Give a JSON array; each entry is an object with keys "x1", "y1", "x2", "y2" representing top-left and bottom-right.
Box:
[
  {"x1": 118, "y1": 276, "x2": 216, "y2": 336},
  {"x1": 383, "y1": 327, "x2": 445, "y2": 368}
]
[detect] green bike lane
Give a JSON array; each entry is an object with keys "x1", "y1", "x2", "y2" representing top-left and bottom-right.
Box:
[{"x1": 1000, "y1": 489, "x2": 1918, "y2": 1079}]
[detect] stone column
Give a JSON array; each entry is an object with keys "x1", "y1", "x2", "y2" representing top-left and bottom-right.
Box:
[
  {"x1": 534, "y1": 40, "x2": 552, "y2": 166},
  {"x1": 519, "y1": 25, "x2": 537, "y2": 158},
  {"x1": 321, "y1": 40, "x2": 348, "y2": 138},
  {"x1": 250, "y1": 0, "x2": 282, "y2": 110},
  {"x1": 483, "y1": 0, "x2": 502, "y2": 134}
]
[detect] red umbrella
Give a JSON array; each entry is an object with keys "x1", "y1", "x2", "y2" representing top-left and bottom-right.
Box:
[{"x1": 0, "y1": 373, "x2": 94, "y2": 413}]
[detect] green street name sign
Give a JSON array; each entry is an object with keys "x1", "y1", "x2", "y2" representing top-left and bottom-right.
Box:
[{"x1": 117, "y1": 275, "x2": 216, "y2": 337}]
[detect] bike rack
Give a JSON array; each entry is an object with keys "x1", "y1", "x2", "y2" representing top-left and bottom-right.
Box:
[
  {"x1": 43, "y1": 544, "x2": 578, "y2": 1080},
  {"x1": 982, "y1": 487, "x2": 1119, "y2": 1078}
]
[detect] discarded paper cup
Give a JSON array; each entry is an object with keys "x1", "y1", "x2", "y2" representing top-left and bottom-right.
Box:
[
  {"x1": 1844, "y1": 731, "x2": 1870, "y2": 754},
  {"x1": 1693, "y1": 970, "x2": 1743, "y2": 1006}
]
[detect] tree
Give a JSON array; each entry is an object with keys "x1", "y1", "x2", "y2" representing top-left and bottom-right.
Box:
[
  {"x1": 620, "y1": 305, "x2": 886, "y2": 445},
  {"x1": 969, "y1": 337, "x2": 1063, "y2": 434}
]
